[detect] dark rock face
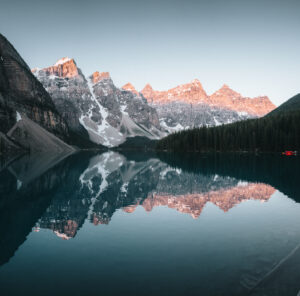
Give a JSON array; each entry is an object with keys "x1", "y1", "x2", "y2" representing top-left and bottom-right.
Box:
[
  {"x1": 0, "y1": 34, "x2": 68, "y2": 140},
  {"x1": 0, "y1": 132, "x2": 23, "y2": 156},
  {"x1": 92, "y1": 75, "x2": 162, "y2": 134},
  {"x1": 7, "y1": 116, "x2": 75, "y2": 153}
]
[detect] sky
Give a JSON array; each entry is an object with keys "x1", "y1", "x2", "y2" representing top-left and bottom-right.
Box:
[{"x1": 0, "y1": 0, "x2": 299, "y2": 106}]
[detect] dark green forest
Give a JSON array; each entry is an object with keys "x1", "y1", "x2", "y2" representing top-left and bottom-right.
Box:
[{"x1": 156, "y1": 94, "x2": 300, "y2": 153}]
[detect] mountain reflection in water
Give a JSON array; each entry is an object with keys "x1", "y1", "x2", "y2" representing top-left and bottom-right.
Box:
[{"x1": 0, "y1": 152, "x2": 300, "y2": 296}]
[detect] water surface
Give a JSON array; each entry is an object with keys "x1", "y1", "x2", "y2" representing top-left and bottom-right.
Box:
[{"x1": 0, "y1": 152, "x2": 300, "y2": 296}]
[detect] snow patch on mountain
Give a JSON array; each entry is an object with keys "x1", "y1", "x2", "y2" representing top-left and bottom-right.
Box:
[
  {"x1": 78, "y1": 79, "x2": 122, "y2": 147},
  {"x1": 54, "y1": 57, "x2": 71, "y2": 66},
  {"x1": 16, "y1": 111, "x2": 22, "y2": 122}
]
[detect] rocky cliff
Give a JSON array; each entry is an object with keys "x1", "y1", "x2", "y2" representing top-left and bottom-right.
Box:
[
  {"x1": 32, "y1": 58, "x2": 101, "y2": 144},
  {"x1": 0, "y1": 34, "x2": 68, "y2": 139},
  {"x1": 33, "y1": 59, "x2": 164, "y2": 147},
  {"x1": 0, "y1": 34, "x2": 77, "y2": 155}
]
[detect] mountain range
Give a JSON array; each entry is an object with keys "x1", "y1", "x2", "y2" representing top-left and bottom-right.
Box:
[
  {"x1": 0, "y1": 33, "x2": 279, "y2": 154},
  {"x1": 137, "y1": 80, "x2": 275, "y2": 132},
  {"x1": 157, "y1": 92, "x2": 300, "y2": 152},
  {"x1": 33, "y1": 56, "x2": 275, "y2": 142},
  {"x1": 32, "y1": 58, "x2": 164, "y2": 148}
]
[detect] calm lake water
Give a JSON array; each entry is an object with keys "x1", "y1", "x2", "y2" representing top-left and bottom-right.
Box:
[{"x1": 0, "y1": 152, "x2": 300, "y2": 296}]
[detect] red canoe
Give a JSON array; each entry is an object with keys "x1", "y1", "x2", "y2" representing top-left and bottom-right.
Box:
[{"x1": 282, "y1": 151, "x2": 297, "y2": 156}]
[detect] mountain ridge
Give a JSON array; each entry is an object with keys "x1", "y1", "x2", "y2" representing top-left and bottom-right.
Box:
[
  {"x1": 156, "y1": 93, "x2": 300, "y2": 152},
  {"x1": 33, "y1": 57, "x2": 164, "y2": 147},
  {"x1": 138, "y1": 80, "x2": 275, "y2": 116},
  {"x1": 33, "y1": 56, "x2": 276, "y2": 137}
]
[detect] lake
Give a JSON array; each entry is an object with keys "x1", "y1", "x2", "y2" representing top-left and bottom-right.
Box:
[{"x1": 0, "y1": 152, "x2": 300, "y2": 296}]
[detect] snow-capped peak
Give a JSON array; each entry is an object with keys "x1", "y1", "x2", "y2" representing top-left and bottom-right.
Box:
[{"x1": 54, "y1": 57, "x2": 72, "y2": 66}]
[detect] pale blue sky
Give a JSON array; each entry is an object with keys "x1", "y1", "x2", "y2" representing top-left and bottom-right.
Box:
[{"x1": 1, "y1": 0, "x2": 299, "y2": 105}]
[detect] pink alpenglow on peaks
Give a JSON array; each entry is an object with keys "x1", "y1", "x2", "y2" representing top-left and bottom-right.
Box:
[
  {"x1": 141, "y1": 79, "x2": 208, "y2": 105},
  {"x1": 32, "y1": 57, "x2": 79, "y2": 78},
  {"x1": 120, "y1": 183, "x2": 275, "y2": 220},
  {"x1": 54, "y1": 57, "x2": 72, "y2": 66},
  {"x1": 210, "y1": 84, "x2": 275, "y2": 116},
  {"x1": 122, "y1": 83, "x2": 139, "y2": 96},
  {"x1": 139, "y1": 80, "x2": 276, "y2": 117},
  {"x1": 141, "y1": 84, "x2": 155, "y2": 101},
  {"x1": 90, "y1": 71, "x2": 110, "y2": 84}
]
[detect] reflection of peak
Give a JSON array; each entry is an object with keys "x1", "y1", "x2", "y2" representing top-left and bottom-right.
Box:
[
  {"x1": 139, "y1": 183, "x2": 275, "y2": 218},
  {"x1": 54, "y1": 231, "x2": 72, "y2": 240},
  {"x1": 123, "y1": 204, "x2": 139, "y2": 213},
  {"x1": 79, "y1": 152, "x2": 125, "y2": 194},
  {"x1": 92, "y1": 213, "x2": 110, "y2": 225}
]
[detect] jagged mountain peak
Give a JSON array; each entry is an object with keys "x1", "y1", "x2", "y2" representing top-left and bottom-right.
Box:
[
  {"x1": 90, "y1": 71, "x2": 111, "y2": 84},
  {"x1": 34, "y1": 59, "x2": 163, "y2": 147},
  {"x1": 140, "y1": 79, "x2": 208, "y2": 105},
  {"x1": 190, "y1": 78, "x2": 203, "y2": 86},
  {"x1": 142, "y1": 83, "x2": 153, "y2": 91},
  {"x1": 221, "y1": 84, "x2": 230, "y2": 89},
  {"x1": 212, "y1": 84, "x2": 242, "y2": 98},
  {"x1": 141, "y1": 84, "x2": 155, "y2": 100},
  {"x1": 54, "y1": 57, "x2": 72, "y2": 66},
  {"x1": 122, "y1": 83, "x2": 139, "y2": 95},
  {"x1": 33, "y1": 57, "x2": 79, "y2": 78}
]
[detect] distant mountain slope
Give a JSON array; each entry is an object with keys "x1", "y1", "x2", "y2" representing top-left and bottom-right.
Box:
[
  {"x1": 156, "y1": 93, "x2": 300, "y2": 153},
  {"x1": 140, "y1": 81, "x2": 275, "y2": 116},
  {"x1": 126, "y1": 81, "x2": 276, "y2": 132},
  {"x1": 266, "y1": 93, "x2": 300, "y2": 116},
  {"x1": 0, "y1": 34, "x2": 69, "y2": 140}
]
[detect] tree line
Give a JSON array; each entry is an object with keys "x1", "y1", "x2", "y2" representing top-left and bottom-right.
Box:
[{"x1": 156, "y1": 110, "x2": 300, "y2": 152}]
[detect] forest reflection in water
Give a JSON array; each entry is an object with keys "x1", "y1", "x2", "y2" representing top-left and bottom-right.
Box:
[{"x1": 0, "y1": 151, "x2": 300, "y2": 296}]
